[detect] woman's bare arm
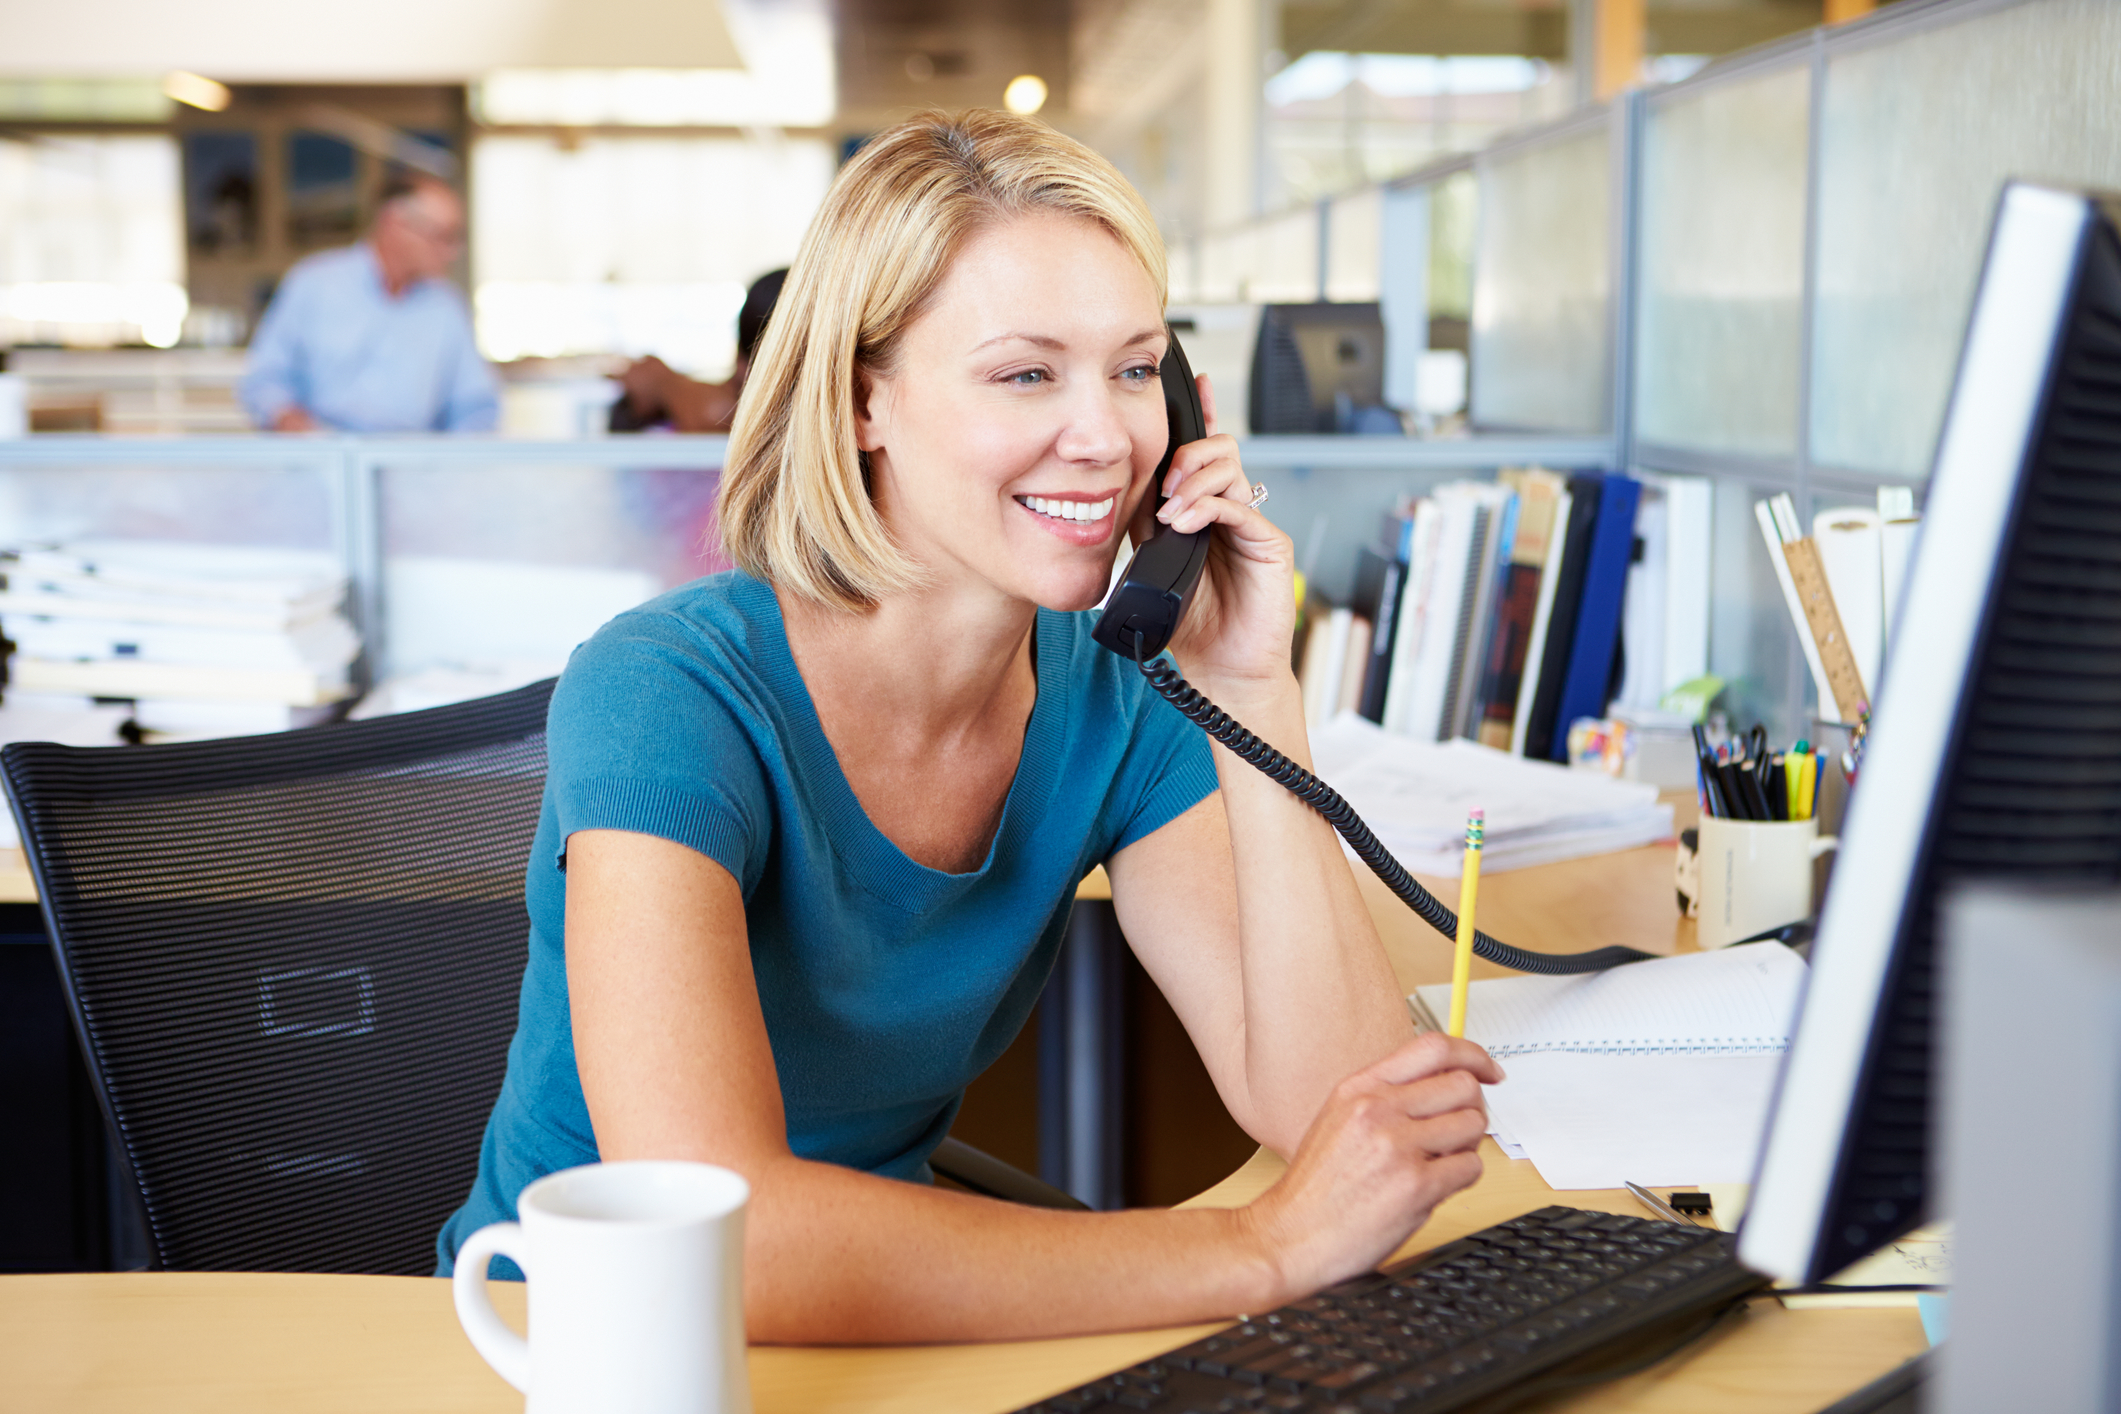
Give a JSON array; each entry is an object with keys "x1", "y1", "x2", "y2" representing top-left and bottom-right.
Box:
[
  {"x1": 1107, "y1": 745, "x2": 1411, "y2": 1161},
  {"x1": 566, "y1": 827, "x2": 1497, "y2": 1345}
]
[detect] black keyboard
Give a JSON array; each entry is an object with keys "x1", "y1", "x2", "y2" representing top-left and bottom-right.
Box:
[{"x1": 1016, "y1": 1205, "x2": 1768, "y2": 1414}]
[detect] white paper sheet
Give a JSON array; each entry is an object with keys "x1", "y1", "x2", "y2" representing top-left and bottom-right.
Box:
[{"x1": 1483, "y1": 1051, "x2": 1783, "y2": 1190}]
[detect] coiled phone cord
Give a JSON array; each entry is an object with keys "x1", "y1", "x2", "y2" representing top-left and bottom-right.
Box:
[{"x1": 1132, "y1": 639, "x2": 1657, "y2": 976}]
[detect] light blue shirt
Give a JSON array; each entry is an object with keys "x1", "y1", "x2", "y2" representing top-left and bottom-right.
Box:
[
  {"x1": 435, "y1": 571, "x2": 1219, "y2": 1277},
  {"x1": 240, "y1": 244, "x2": 499, "y2": 433}
]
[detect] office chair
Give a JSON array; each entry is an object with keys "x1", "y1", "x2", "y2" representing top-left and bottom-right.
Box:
[
  {"x1": 2, "y1": 679, "x2": 1079, "y2": 1273},
  {"x1": 1, "y1": 680, "x2": 556, "y2": 1274}
]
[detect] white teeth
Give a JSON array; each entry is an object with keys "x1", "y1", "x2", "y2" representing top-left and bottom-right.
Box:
[{"x1": 1020, "y1": 495, "x2": 1116, "y2": 524}]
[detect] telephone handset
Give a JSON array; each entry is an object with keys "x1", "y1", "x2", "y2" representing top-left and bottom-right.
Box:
[
  {"x1": 1090, "y1": 333, "x2": 1211, "y2": 662},
  {"x1": 1092, "y1": 328, "x2": 1652, "y2": 977}
]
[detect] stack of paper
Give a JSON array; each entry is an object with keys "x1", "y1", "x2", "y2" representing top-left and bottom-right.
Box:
[
  {"x1": 1411, "y1": 943, "x2": 1808, "y2": 1190},
  {"x1": 0, "y1": 540, "x2": 357, "y2": 738},
  {"x1": 1309, "y1": 712, "x2": 1673, "y2": 874}
]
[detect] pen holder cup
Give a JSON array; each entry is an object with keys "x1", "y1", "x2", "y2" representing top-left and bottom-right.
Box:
[{"x1": 1684, "y1": 817, "x2": 1837, "y2": 950}]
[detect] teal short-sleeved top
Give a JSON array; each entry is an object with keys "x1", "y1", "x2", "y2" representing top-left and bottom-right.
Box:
[{"x1": 436, "y1": 571, "x2": 1218, "y2": 1274}]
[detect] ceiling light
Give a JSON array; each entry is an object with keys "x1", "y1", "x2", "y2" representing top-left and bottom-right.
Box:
[
  {"x1": 162, "y1": 71, "x2": 232, "y2": 112},
  {"x1": 1003, "y1": 74, "x2": 1047, "y2": 115}
]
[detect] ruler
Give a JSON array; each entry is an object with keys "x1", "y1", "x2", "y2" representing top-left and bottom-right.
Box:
[{"x1": 1782, "y1": 535, "x2": 1869, "y2": 723}]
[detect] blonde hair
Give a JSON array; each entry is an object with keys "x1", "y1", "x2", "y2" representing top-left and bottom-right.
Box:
[{"x1": 718, "y1": 109, "x2": 1168, "y2": 611}]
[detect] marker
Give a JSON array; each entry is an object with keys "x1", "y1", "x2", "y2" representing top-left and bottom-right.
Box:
[{"x1": 1447, "y1": 811, "x2": 1485, "y2": 1039}]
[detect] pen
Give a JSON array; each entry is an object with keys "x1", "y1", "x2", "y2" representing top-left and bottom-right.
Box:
[
  {"x1": 1447, "y1": 811, "x2": 1484, "y2": 1038},
  {"x1": 1624, "y1": 1180, "x2": 1693, "y2": 1226},
  {"x1": 1691, "y1": 726, "x2": 1727, "y2": 818}
]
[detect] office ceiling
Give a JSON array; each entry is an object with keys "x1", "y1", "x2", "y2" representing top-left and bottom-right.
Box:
[
  {"x1": 833, "y1": 0, "x2": 1833, "y2": 133},
  {"x1": 835, "y1": 0, "x2": 1075, "y2": 129},
  {"x1": 0, "y1": 0, "x2": 744, "y2": 80},
  {"x1": 1279, "y1": 0, "x2": 1825, "y2": 61}
]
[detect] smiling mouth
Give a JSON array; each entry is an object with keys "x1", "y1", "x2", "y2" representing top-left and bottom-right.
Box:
[{"x1": 1016, "y1": 494, "x2": 1117, "y2": 524}]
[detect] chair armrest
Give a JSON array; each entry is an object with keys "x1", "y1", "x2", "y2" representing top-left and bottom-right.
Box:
[{"x1": 930, "y1": 1137, "x2": 1091, "y2": 1211}]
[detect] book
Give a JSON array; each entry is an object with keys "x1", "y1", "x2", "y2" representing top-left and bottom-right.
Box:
[
  {"x1": 1438, "y1": 495, "x2": 1501, "y2": 740},
  {"x1": 1299, "y1": 605, "x2": 1354, "y2": 728},
  {"x1": 9, "y1": 540, "x2": 345, "y2": 606},
  {"x1": 1378, "y1": 499, "x2": 1444, "y2": 737},
  {"x1": 11, "y1": 657, "x2": 351, "y2": 707},
  {"x1": 1548, "y1": 473, "x2": 1642, "y2": 761},
  {"x1": 1509, "y1": 486, "x2": 1573, "y2": 757},
  {"x1": 0, "y1": 587, "x2": 335, "y2": 634},
  {"x1": 1477, "y1": 470, "x2": 1566, "y2": 749},
  {"x1": 1383, "y1": 488, "x2": 1482, "y2": 742},
  {"x1": 1353, "y1": 548, "x2": 1407, "y2": 724},
  {"x1": 1336, "y1": 616, "x2": 1373, "y2": 717},
  {"x1": 1521, "y1": 474, "x2": 1604, "y2": 762},
  {"x1": 1, "y1": 613, "x2": 359, "y2": 673}
]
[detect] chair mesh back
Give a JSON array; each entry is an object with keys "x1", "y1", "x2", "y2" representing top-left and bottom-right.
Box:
[{"x1": 0, "y1": 680, "x2": 553, "y2": 1274}]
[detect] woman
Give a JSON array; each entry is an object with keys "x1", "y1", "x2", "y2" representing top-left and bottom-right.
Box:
[{"x1": 438, "y1": 109, "x2": 1503, "y2": 1343}]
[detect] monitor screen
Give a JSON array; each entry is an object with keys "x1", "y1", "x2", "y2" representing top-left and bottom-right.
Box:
[
  {"x1": 1741, "y1": 181, "x2": 2121, "y2": 1284},
  {"x1": 1247, "y1": 302, "x2": 1388, "y2": 434}
]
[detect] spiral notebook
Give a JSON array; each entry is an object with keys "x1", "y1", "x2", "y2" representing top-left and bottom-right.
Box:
[
  {"x1": 1410, "y1": 943, "x2": 1809, "y2": 1189},
  {"x1": 1408, "y1": 941, "x2": 1806, "y2": 1059}
]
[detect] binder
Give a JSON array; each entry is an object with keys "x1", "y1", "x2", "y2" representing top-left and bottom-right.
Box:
[
  {"x1": 1548, "y1": 474, "x2": 1643, "y2": 762},
  {"x1": 1522, "y1": 474, "x2": 1604, "y2": 762}
]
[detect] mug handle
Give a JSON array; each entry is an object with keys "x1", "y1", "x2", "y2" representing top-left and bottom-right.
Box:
[
  {"x1": 452, "y1": 1221, "x2": 531, "y2": 1392},
  {"x1": 1811, "y1": 835, "x2": 1840, "y2": 860}
]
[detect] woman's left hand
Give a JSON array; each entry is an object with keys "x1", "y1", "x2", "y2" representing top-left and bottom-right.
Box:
[{"x1": 1132, "y1": 374, "x2": 1297, "y2": 696}]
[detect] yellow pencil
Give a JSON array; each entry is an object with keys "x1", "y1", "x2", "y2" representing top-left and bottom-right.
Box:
[{"x1": 1447, "y1": 810, "x2": 1485, "y2": 1038}]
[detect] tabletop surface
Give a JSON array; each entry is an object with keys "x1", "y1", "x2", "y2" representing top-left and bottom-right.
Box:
[{"x1": 0, "y1": 818, "x2": 1930, "y2": 1413}]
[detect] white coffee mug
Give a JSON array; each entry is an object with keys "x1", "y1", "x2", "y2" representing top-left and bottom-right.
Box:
[
  {"x1": 453, "y1": 1161, "x2": 751, "y2": 1414},
  {"x1": 1696, "y1": 816, "x2": 1839, "y2": 950}
]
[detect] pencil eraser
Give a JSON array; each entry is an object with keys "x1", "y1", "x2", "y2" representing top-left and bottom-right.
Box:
[{"x1": 1670, "y1": 1191, "x2": 1712, "y2": 1215}]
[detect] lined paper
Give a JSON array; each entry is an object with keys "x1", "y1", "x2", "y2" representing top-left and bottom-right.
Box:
[{"x1": 1411, "y1": 942, "x2": 1805, "y2": 1058}]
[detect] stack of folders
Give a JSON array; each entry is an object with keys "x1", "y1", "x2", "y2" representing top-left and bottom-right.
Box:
[
  {"x1": 1297, "y1": 469, "x2": 1653, "y2": 764},
  {"x1": 1310, "y1": 713, "x2": 1673, "y2": 874},
  {"x1": 1410, "y1": 942, "x2": 1807, "y2": 1190},
  {"x1": 1755, "y1": 488, "x2": 1921, "y2": 728},
  {"x1": 0, "y1": 540, "x2": 358, "y2": 739}
]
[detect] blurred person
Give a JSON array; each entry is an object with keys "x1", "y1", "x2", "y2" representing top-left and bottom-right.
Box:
[
  {"x1": 611, "y1": 268, "x2": 788, "y2": 432},
  {"x1": 242, "y1": 173, "x2": 498, "y2": 433}
]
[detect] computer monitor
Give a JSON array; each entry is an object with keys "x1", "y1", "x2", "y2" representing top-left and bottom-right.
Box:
[
  {"x1": 1740, "y1": 180, "x2": 2121, "y2": 1285},
  {"x1": 1247, "y1": 302, "x2": 1392, "y2": 433}
]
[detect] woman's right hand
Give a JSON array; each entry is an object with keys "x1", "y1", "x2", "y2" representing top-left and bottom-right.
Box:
[{"x1": 1239, "y1": 1034, "x2": 1505, "y2": 1304}]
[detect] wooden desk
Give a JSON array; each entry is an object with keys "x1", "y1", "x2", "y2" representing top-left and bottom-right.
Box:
[
  {"x1": 0, "y1": 1142, "x2": 1923, "y2": 1414},
  {"x1": 0, "y1": 822, "x2": 1924, "y2": 1414},
  {"x1": 0, "y1": 846, "x2": 35, "y2": 904}
]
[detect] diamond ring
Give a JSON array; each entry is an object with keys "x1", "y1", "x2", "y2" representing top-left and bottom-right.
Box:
[{"x1": 1246, "y1": 482, "x2": 1269, "y2": 510}]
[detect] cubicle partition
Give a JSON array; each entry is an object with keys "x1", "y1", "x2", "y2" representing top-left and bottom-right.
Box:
[{"x1": 0, "y1": 435, "x2": 730, "y2": 691}]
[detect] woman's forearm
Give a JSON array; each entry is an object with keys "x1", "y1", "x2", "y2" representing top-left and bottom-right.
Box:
[
  {"x1": 1195, "y1": 671, "x2": 1414, "y2": 1153},
  {"x1": 743, "y1": 1153, "x2": 1280, "y2": 1343}
]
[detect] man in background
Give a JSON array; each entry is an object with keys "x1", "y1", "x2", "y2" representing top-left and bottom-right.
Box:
[
  {"x1": 242, "y1": 173, "x2": 498, "y2": 433},
  {"x1": 611, "y1": 268, "x2": 786, "y2": 432}
]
